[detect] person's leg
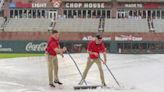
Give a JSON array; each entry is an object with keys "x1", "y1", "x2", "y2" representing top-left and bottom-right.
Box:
[
  {"x1": 52, "y1": 56, "x2": 59, "y2": 82},
  {"x1": 79, "y1": 58, "x2": 94, "y2": 85},
  {"x1": 95, "y1": 59, "x2": 106, "y2": 86},
  {"x1": 50, "y1": 22, "x2": 53, "y2": 27},
  {"x1": 47, "y1": 55, "x2": 55, "y2": 87},
  {"x1": 52, "y1": 56, "x2": 63, "y2": 85}
]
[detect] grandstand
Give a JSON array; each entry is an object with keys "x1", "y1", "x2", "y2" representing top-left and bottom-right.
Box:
[
  {"x1": 3, "y1": 18, "x2": 153, "y2": 33},
  {"x1": 55, "y1": 19, "x2": 99, "y2": 32},
  {"x1": 154, "y1": 19, "x2": 164, "y2": 33},
  {"x1": 0, "y1": 0, "x2": 164, "y2": 33},
  {"x1": 3, "y1": 18, "x2": 164, "y2": 33},
  {"x1": 0, "y1": 17, "x2": 4, "y2": 30},
  {"x1": 104, "y1": 19, "x2": 149, "y2": 32},
  {"x1": 5, "y1": 18, "x2": 51, "y2": 32},
  {"x1": 4, "y1": 18, "x2": 99, "y2": 32},
  {"x1": 0, "y1": 17, "x2": 4, "y2": 25}
]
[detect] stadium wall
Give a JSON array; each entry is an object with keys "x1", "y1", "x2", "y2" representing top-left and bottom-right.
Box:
[
  {"x1": 1, "y1": 32, "x2": 164, "y2": 54},
  {"x1": 0, "y1": 40, "x2": 164, "y2": 54},
  {"x1": 0, "y1": 32, "x2": 164, "y2": 41}
]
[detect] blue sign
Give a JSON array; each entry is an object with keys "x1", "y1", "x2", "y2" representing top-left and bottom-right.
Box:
[
  {"x1": 9, "y1": 3, "x2": 16, "y2": 8},
  {"x1": 0, "y1": 40, "x2": 47, "y2": 53}
]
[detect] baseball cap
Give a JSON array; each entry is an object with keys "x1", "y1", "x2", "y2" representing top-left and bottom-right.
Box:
[
  {"x1": 51, "y1": 30, "x2": 58, "y2": 34},
  {"x1": 96, "y1": 33, "x2": 103, "y2": 39}
]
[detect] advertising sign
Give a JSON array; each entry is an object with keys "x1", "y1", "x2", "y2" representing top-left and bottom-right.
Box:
[{"x1": 0, "y1": 41, "x2": 47, "y2": 53}]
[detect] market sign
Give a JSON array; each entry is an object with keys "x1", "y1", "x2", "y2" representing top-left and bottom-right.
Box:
[
  {"x1": 10, "y1": 2, "x2": 47, "y2": 8},
  {"x1": 123, "y1": 3, "x2": 160, "y2": 9},
  {"x1": 16, "y1": 2, "x2": 32, "y2": 8},
  {"x1": 65, "y1": 3, "x2": 107, "y2": 8}
]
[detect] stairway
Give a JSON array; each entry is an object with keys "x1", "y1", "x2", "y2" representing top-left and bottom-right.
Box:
[
  {"x1": 98, "y1": 17, "x2": 105, "y2": 32},
  {"x1": 147, "y1": 18, "x2": 155, "y2": 32}
]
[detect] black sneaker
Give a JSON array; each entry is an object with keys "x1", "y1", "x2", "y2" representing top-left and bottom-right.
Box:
[
  {"x1": 102, "y1": 83, "x2": 107, "y2": 87},
  {"x1": 54, "y1": 81, "x2": 63, "y2": 85},
  {"x1": 49, "y1": 84, "x2": 55, "y2": 87}
]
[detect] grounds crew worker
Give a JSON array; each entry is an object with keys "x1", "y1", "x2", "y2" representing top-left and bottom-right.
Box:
[
  {"x1": 46, "y1": 30, "x2": 66, "y2": 87},
  {"x1": 79, "y1": 33, "x2": 107, "y2": 86}
]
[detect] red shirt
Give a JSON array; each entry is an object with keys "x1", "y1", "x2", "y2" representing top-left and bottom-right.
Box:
[
  {"x1": 87, "y1": 41, "x2": 106, "y2": 59},
  {"x1": 46, "y1": 36, "x2": 59, "y2": 56}
]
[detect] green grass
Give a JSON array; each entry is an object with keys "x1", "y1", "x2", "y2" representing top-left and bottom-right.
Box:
[{"x1": 0, "y1": 53, "x2": 44, "y2": 58}]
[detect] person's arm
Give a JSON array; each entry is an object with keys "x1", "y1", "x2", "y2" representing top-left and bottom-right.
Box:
[
  {"x1": 102, "y1": 52, "x2": 107, "y2": 64},
  {"x1": 87, "y1": 50, "x2": 98, "y2": 56},
  {"x1": 54, "y1": 47, "x2": 67, "y2": 57}
]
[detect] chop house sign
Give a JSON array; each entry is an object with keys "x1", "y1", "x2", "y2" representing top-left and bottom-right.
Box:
[{"x1": 65, "y1": 3, "x2": 105, "y2": 8}]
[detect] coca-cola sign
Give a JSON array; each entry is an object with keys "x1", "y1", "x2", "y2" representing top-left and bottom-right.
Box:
[{"x1": 25, "y1": 42, "x2": 47, "y2": 52}]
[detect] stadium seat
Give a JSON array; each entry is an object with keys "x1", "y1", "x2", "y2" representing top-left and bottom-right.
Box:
[
  {"x1": 5, "y1": 18, "x2": 51, "y2": 32},
  {"x1": 105, "y1": 19, "x2": 149, "y2": 32},
  {"x1": 153, "y1": 19, "x2": 164, "y2": 33},
  {"x1": 55, "y1": 18, "x2": 99, "y2": 32}
]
